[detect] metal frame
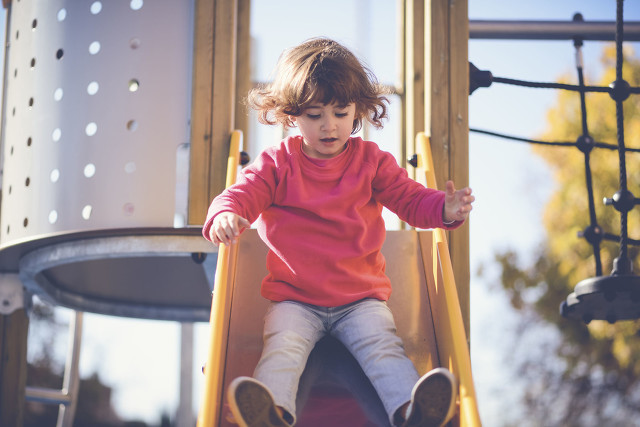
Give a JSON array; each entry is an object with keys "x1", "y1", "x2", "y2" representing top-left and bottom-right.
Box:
[
  {"x1": 18, "y1": 232, "x2": 217, "y2": 322},
  {"x1": 470, "y1": 19, "x2": 640, "y2": 41},
  {"x1": 25, "y1": 310, "x2": 82, "y2": 427}
]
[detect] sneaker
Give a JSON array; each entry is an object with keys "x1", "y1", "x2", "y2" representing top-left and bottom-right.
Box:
[
  {"x1": 227, "y1": 377, "x2": 291, "y2": 427},
  {"x1": 403, "y1": 368, "x2": 457, "y2": 427}
]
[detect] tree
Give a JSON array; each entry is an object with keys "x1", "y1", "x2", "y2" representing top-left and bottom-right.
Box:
[{"x1": 485, "y1": 45, "x2": 640, "y2": 426}]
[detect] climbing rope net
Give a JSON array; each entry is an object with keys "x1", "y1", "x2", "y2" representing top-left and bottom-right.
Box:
[{"x1": 470, "y1": 0, "x2": 640, "y2": 324}]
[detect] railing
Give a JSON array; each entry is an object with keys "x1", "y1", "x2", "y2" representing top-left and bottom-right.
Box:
[
  {"x1": 416, "y1": 132, "x2": 481, "y2": 426},
  {"x1": 24, "y1": 311, "x2": 83, "y2": 427},
  {"x1": 197, "y1": 130, "x2": 243, "y2": 427}
]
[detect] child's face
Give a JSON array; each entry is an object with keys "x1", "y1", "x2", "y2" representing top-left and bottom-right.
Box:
[{"x1": 292, "y1": 102, "x2": 356, "y2": 159}]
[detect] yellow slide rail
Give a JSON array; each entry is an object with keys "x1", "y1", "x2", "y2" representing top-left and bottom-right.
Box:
[
  {"x1": 416, "y1": 132, "x2": 482, "y2": 427},
  {"x1": 197, "y1": 130, "x2": 243, "y2": 427}
]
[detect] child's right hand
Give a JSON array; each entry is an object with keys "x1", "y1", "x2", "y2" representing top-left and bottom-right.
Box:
[{"x1": 211, "y1": 212, "x2": 251, "y2": 246}]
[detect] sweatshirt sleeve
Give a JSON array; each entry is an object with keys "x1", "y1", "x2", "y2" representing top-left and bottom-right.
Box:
[
  {"x1": 202, "y1": 150, "x2": 278, "y2": 241},
  {"x1": 372, "y1": 149, "x2": 462, "y2": 230}
]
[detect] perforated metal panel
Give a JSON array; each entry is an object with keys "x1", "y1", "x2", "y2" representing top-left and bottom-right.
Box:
[{"x1": 0, "y1": 0, "x2": 194, "y2": 245}]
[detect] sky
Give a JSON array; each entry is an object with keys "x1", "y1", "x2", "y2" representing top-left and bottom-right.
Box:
[{"x1": 4, "y1": 0, "x2": 640, "y2": 426}]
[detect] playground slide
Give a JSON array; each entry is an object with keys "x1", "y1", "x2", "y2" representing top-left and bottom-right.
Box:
[{"x1": 197, "y1": 131, "x2": 481, "y2": 426}]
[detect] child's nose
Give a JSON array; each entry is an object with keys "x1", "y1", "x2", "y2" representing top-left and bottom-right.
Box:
[{"x1": 321, "y1": 116, "x2": 337, "y2": 131}]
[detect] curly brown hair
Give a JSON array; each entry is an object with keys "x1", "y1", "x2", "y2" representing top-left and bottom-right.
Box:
[{"x1": 247, "y1": 38, "x2": 389, "y2": 133}]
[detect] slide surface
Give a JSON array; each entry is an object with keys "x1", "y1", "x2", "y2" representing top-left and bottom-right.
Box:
[{"x1": 219, "y1": 229, "x2": 440, "y2": 426}]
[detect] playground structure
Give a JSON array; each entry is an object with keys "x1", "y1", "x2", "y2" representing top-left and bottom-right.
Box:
[
  {"x1": 0, "y1": 1, "x2": 472, "y2": 425},
  {"x1": 1, "y1": 0, "x2": 639, "y2": 424}
]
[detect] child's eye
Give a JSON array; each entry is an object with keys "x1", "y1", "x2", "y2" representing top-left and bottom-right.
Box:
[
  {"x1": 306, "y1": 114, "x2": 321, "y2": 119},
  {"x1": 335, "y1": 113, "x2": 348, "y2": 118}
]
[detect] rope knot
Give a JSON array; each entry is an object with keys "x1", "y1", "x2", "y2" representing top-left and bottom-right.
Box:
[{"x1": 609, "y1": 78, "x2": 631, "y2": 102}]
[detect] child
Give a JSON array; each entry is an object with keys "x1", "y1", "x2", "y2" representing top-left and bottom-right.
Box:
[{"x1": 203, "y1": 37, "x2": 474, "y2": 427}]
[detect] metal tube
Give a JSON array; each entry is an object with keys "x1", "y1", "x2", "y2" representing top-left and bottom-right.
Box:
[
  {"x1": 176, "y1": 323, "x2": 195, "y2": 427},
  {"x1": 57, "y1": 311, "x2": 83, "y2": 427},
  {"x1": 470, "y1": 20, "x2": 640, "y2": 41},
  {"x1": 25, "y1": 387, "x2": 71, "y2": 406}
]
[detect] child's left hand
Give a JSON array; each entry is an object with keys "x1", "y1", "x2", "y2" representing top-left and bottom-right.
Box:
[{"x1": 443, "y1": 180, "x2": 474, "y2": 223}]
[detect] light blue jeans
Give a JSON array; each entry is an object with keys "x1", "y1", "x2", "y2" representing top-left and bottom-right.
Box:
[{"x1": 253, "y1": 298, "x2": 420, "y2": 425}]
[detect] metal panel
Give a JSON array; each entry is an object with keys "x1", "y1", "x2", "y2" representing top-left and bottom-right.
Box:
[{"x1": 1, "y1": 0, "x2": 194, "y2": 245}]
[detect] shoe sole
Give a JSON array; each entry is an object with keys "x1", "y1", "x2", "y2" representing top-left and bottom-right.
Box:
[
  {"x1": 228, "y1": 377, "x2": 289, "y2": 427},
  {"x1": 405, "y1": 368, "x2": 457, "y2": 427}
]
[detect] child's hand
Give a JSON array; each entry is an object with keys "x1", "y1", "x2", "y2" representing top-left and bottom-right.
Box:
[
  {"x1": 443, "y1": 180, "x2": 474, "y2": 223},
  {"x1": 210, "y1": 212, "x2": 251, "y2": 245}
]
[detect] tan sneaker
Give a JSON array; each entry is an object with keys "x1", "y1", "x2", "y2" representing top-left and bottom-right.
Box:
[
  {"x1": 227, "y1": 377, "x2": 291, "y2": 427},
  {"x1": 403, "y1": 368, "x2": 457, "y2": 427}
]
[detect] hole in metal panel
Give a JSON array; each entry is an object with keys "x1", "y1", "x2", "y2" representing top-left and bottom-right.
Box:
[
  {"x1": 85, "y1": 122, "x2": 97, "y2": 136},
  {"x1": 52, "y1": 128, "x2": 61, "y2": 142},
  {"x1": 84, "y1": 163, "x2": 96, "y2": 178},
  {"x1": 90, "y1": 1, "x2": 102, "y2": 15},
  {"x1": 87, "y1": 81, "x2": 99, "y2": 95},
  {"x1": 128, "y1": 79, "x2": 139, "y2": 92},
  {"x1": 130, "y1": 0, "x2": 143, "y2": 11},
  {"x1": 89, "y1": 41, "x2": 100, "y2": 55},
  {"x1": 123, "y1": 203, "x2": 135, "y2": 216},
  {"x1": 129, "y1": 37, "x2": 141, "y2": 49},
  {"x1": 126, "y1": 120, "x2": 138, "y2": 131},
  {"x1": 82, "y1": 205, "x2": 93, "y2": 220}
]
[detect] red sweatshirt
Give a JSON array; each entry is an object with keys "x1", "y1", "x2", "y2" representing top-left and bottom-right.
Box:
[{"x1": 202, "y1": 135, "x2": 460, "y2": 307}]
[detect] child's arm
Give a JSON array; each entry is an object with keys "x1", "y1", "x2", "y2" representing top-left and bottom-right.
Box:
[
  {"x1": 443, "y1": 180, "x2": 474, "y2": 224},
  {"x1": 202, "y1": 146, "x2": 281, "y2": 244},
  {"x1": 210, "y1": 212, "x2": 251, "y2": 246}
]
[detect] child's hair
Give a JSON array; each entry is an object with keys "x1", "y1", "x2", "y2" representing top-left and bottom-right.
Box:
[{"x1": 247, "y1": 37, "x2": 389, "y2": 134}]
